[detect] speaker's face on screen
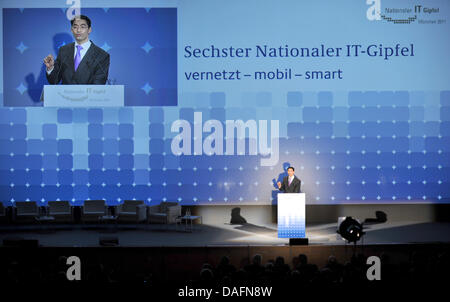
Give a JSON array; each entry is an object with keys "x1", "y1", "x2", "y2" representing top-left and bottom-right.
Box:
[
  {"x1": 287, "y1": 168, "x2": 294, "y2": 177},
  {"x1": 71, "y1": 18, "x2": 91, "y2": 43}
]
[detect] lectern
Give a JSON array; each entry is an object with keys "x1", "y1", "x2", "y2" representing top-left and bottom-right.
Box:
[
  {"x1": 277, "y1": 193, "x2": 308, "y2": 245},
  {"x1": 42, "y1": 85, "x2": 124, "y2": 107}
]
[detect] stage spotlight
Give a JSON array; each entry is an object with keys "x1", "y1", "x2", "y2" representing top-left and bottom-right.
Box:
[{"x1": 337, "y1": 216, "x2": 365, "y2": 243}]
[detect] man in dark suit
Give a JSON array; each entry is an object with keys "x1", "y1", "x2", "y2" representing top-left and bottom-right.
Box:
[
  {"x1": 277, "y1": 166, "x2": 301, "y2": 193},
  {"x1": 43, "y1": 15, "x2": 110, "y2": 85}
]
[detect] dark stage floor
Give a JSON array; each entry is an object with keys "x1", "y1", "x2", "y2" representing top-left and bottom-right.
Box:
[{"x1": 1, "y1": 220, "x2": 449, "y2": 247}]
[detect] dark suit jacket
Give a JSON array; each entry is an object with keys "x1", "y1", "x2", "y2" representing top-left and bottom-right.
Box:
[
  {"x1": 278, "y1": 175, "x2": 301, "y2": 193},
  {"x1": 46, "y1": 41, "x2": 110, "y2": 85}
]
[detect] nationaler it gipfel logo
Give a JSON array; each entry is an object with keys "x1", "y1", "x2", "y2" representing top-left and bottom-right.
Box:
[{"x1": 366, "y1": 0, "x2": 444, "y2": 24}]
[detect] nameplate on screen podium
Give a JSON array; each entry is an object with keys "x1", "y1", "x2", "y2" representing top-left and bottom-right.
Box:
[
  {"x1": 42, "y1": 85, "x2": 124, "y2": 107},
  {"x1": 277, "y1": 193, "x2": 306, "y2": 238}
]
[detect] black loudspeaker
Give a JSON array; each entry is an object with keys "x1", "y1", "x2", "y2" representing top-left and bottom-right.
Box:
[
  {"x1": 375, "y1": 211, "x2": 387, "y2": 222},
  {"x1": 3, "y1": 238, "x2": 39, "y2": 247},
  {"x1": 99, "y1": 236, "x2": 119, "y2": 246},
  {"x1": 289, "y1": 238, "x2": 309, "y2": 245},
  {"x1": 230, "y1": 207, "x2": 247, "y2": 224},
  {"x1": 364, "y1": 211, "x2": 388, "y2": 224}
]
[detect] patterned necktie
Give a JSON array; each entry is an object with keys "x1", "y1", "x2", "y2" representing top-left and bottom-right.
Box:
[
  {"x1": 288, "y1": 177, "x2": 292, "y2": 186},
  {"x1": 74, "y1": 45, "x2": 83, "y2": 71}
]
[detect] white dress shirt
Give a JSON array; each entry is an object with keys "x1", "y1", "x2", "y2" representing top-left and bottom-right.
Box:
[{"x1": 46, "y1": 40, "x2": 92, "y2": 74}]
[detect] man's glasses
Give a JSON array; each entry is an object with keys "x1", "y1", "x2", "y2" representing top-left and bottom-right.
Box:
[{"x1": 72, "y1": 25, "x2": 89, "y2": 31}]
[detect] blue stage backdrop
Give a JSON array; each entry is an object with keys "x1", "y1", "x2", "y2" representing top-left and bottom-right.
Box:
[{"x1": 0, "y1": 0, "x2": 449, "y2": 206}]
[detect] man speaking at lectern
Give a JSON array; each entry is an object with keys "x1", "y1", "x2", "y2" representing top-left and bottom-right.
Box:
[
  {"x1": 43, "y1": 15, "x2": 110, "y2": 85},
  {"x1": 277, "y1": 166, "x2": 301, "y2": 193}
]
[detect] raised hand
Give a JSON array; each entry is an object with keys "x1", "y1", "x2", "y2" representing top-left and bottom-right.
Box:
[{"x1": 43, "y1": 54, "x2": 55, "y2": 71}]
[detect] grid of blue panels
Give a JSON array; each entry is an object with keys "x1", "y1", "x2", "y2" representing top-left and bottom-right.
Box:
[
  {"x1": 0, "y1": 90, "x2": 449, "y2": 206},
  {"x1": 278, "y1": 217, "x2": 305, "y2": 238}
]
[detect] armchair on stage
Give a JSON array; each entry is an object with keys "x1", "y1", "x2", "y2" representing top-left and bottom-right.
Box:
[
  {"x1": 117, "y1": 200, "x2": 147, "y2": 223},
  {"x1": 0, "y1": 202, "x2": 6, "y2": 223},
  {"x1": 277, "y1": 193, "x2": 306, "y2": 242},
  {"x1": 81, "y1": 200, "x2": 107, "y2": 223},
  {"x1": 14, "y1": 201, "x2": 39, "y2": 223},
  {"x1": 48, "y1": 201, "x2": 74, "y2": 223},
  {"x1": 147, "y1": 202, "x2": 181, "y2": 225}
]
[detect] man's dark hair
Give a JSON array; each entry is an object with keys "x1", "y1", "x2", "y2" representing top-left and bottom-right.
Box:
[
  {"x1": 71, "y1": 15, "x2": 91, "y2": 28},
  {"x1": 287, "y1": 166, "x2": 295, "y2": 171}
]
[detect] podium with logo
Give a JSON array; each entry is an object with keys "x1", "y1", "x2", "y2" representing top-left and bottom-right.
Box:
[
  {"x1": 42, "y1": 85, "x2": 124, "y2": 107},
  {"x1": 277, "y1": 193, "x2": 308, "y2": 245}
]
